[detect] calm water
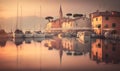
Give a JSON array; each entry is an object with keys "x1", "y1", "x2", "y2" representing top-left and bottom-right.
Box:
[{"x1": 0, "y1": 37, "x2": 120, "y2": 71}]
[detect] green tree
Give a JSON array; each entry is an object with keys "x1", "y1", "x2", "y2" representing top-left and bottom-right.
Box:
[
  {"x1": 73, "y1": 14, "x2": 83, "y2": 18},
  {"x1": 66, "y1": 13, "x2": 72, "y2": 18},
  {"x1": 45, "y1": 16, "x2": 54, "y2": 22}
]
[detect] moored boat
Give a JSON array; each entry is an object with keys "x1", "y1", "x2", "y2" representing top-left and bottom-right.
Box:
[
  {"x1": 33, "y1": 31, "x2": 45, "y2": 38},
  {"x1": 24, "y1": 31, "x2": 33, "y2": 38},
  {"x1": 14, "y1": 29, "x2": 24, "y2": 38}
]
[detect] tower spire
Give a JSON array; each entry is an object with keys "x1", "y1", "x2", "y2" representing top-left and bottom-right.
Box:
[{"x1": 59, "y1": 5, "x2": 63, "y2": 19}]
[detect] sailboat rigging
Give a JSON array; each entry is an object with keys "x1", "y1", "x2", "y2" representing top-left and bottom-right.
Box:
[{"x1": 14, "y1": 0, "x2": 24, "y2": 38}]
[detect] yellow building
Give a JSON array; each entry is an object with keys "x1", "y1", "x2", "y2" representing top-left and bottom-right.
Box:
[{"x1": 90, "y1": 11, "x2": 120, "y2": 35}]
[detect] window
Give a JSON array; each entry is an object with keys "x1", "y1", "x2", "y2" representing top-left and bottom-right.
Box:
[
  {"x1": 96, "y1": 18, "x2": 98, "y2": 21},
  {"x1": 105, "y1": 54, "x2": 109, "y2": 58},
  {"x1": 105, "y1": 17, "x2": 109, "y2": 20},
  {"x1": 105, "y1": 45, "x2": 108, "y2": 49},
  {"x1": 97, "y1": 43, "x2": 101, "y2": 48},
  {"x1": 111, "y1": 30, "x2": 117, "y2": 34},
  {"x1": 97, "y1": 24, "x2": 101, "y2": 28},
  {"x1": 104, "y1": 24, "x2": 108, "y2": 28},
  {"x1": 112, "y1": 23, "x2": 116, "y2": 28},
  {"x1": 112, "y1": 47, "x2": 116, "y2": 51}
]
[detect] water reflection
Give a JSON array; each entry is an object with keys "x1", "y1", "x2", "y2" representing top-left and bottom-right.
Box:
[
  {"x1": 44, "y1": 37, "x2": 91, "y2": 56},
  {"x1": 0, "y1": 37, "x2": 120, "y2": 71},
  {"x1": 90, "y1": 39, "x2": 120, "y2": 64},
  {"x1": 0, "y1": 37, "x2": 8, "y2": 47},
  {"x1": 14, "y1": 38, "x2": 24, "y2": 46},
  {"x1": 25, "y1": 38, "x2": 32, "y2": 44}
]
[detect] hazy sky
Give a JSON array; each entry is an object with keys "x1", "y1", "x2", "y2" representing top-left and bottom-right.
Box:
[
  {"x1": 0, "y1": 0, "x2": 120, "y2": 18},
  {"x1": 0, "y1": 0, "x2": 120, "y2": 32}
]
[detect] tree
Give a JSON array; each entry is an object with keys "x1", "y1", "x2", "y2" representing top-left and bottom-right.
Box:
[
  {"x1": 45, "y1": 16, "x2": 54, "y2": 22},
  {"x1": 73, "y1": 14, "x2": 83, "y2": 18},
  {"x1": 66, "y1": 13, "x2": 72, "y2": 18}
]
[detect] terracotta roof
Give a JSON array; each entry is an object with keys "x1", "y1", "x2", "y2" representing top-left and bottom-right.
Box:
[{"x1": 90, "y1": 11, "x2": 120, "y2": 18}]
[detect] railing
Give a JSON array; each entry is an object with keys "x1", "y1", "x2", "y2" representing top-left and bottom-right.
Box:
[{"x1": 46, "y1": 27, "x2": 97, "y2": 31}]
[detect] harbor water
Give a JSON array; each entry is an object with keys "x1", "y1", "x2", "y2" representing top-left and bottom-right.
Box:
[{"x1": 0, "y1": 37, "x2": 120, "y2": 71}]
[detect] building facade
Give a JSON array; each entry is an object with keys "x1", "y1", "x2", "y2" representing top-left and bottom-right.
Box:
[
  {"x1": 90, "y1": 11, "x2": 120, "y2": 35},
  {"x1": 45, "y1": 6, "x2": 91, "y2": 33}
]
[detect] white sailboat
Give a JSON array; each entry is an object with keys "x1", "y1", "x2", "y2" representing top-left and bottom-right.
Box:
[
  {"x1": 14, "y1": 0, "x2": 24, "y2": 38},
  {"x1": 24, "y1": 31, "x2": 33, "y2": 38},
  {"x1": 33, "y1": 31, "x2": 45, "y2": 38},
  {"x1": 14, "y1": 29, "x2": 24, "y2": 38},
  {"x1": 33, "y1": 6, "x2": 45, "y2": 38},
  {"x1": 0, "y1": 22, "x2": 9, "y2": 38}
]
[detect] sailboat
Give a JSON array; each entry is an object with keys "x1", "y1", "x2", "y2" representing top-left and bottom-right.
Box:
[
  {"x1": 33, "y1": 31, "x2": 45, "y2": 38},
  {"x1": 14, "y1": 1, "x2": 24, "y2": 38},
  {"x1": 33, "y1": 6, "x2": 45, "y2": 38},
  {"x1": 0, "y1": 29, "x2": 8, "y2": 38},
  {"x1": 14, "y1": 29, "x2": 24, "y2": 38},
  {"x1": 24, "y1": 31, "x2": 33, "y2": 38},
  {"x1": 0, "y1": 24, "x2": 8, "y2": 38},
  {"x1": 7, "y1": 30, "x2": 13, "y2": 38}
]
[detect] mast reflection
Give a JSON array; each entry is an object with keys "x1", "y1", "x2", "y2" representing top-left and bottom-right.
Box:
[{"x1": 44, "y1": 37, "x2": 91, "y2": 60}]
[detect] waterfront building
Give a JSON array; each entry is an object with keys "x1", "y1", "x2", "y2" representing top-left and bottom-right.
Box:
[
  {"x1": 45, "y1": 6, "x2": 91, "y2": 33},
  {"x1": 90, "y1": 10, "x2": 120, "y2": 35}
]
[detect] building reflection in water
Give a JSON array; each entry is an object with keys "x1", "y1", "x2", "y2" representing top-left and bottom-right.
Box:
[
  {"x1": 90, "y1": 39, "x2": 120, "y2": 64},
  {"x1": 0, "y1": 37, "x2": 120, "y2": 71},
  {"x1": 44, "y1": 37, "x2": 91, "y2": 64}
]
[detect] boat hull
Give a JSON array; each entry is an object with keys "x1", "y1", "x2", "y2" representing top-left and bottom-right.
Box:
[
  {"x1": 15, "y1": 34, "x2": 24, "y2": 38},
  {"x1": 24, "y1": 34, "x2": 33, "y2": 38},
  {"x1": 33, "y1": 34, "x2": 45, "y2": 38}
]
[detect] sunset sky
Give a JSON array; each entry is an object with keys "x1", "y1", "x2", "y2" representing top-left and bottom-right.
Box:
[{"x1": 0, "y1": 0, "x2": 120, "y2": 32}]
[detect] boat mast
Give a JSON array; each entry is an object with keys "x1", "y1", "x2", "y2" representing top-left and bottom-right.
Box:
[
  {"x1": 16, "y1": 0, "x2": 19, "y2": 30},
  {"x1": 20, "y1": 5, "x2": 22, "y2": 30},
  {"x1": 39, "y1": 0, "x2": 42, "y2": 32},
  {"x1": 40, "y1": 6, "x2": 41, "y2": 32}
]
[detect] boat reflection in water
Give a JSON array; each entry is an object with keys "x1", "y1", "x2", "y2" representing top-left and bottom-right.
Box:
[
  {"x1": 33, "y1": 37, "x2": 45, "y2": 43},
  {"x1": 24, "y1": 38, "x2": 32, "y2": 44},
  {"x1": 0, "y1": 37, "x2": 120, "y2": 71},
  {"x1": 0, "y1": 37, "x2": 8, "y2": 48},
  {"x1": 90, "y1": 39, "x2": 120, "y2": 64},
  {"x1": 14, "y1": 37, "x2": 24, "y2": 46}
]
